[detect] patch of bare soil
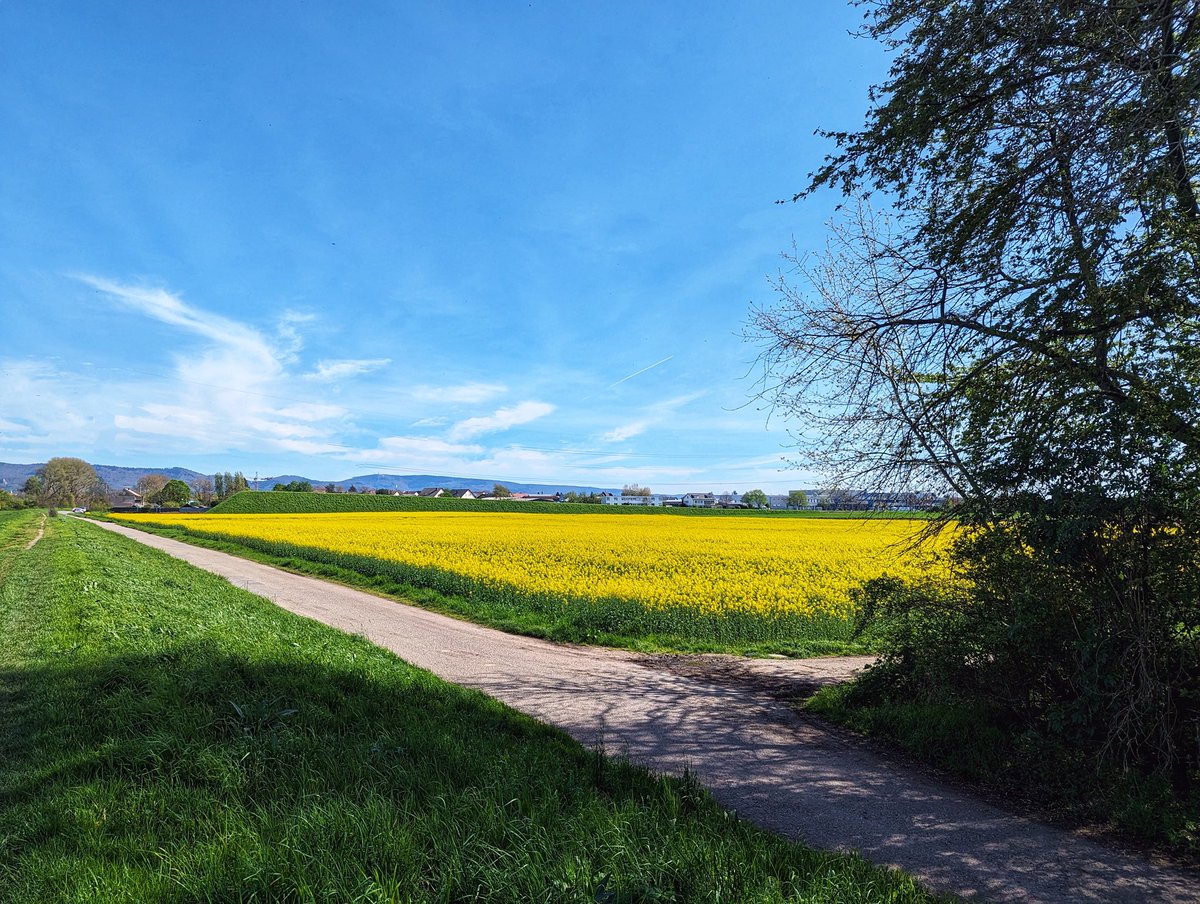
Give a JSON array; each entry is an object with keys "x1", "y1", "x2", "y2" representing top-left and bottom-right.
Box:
[{"x1": 24, "y1": 515, "x2": 46, "y2": 550}]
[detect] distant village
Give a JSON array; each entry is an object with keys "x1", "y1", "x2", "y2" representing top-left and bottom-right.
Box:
[
  {"x1": 376, "y1": 487, "x2": 955, "y2": 512},
  {"x1": 110, "y1": 483, "x2": 956, "y2": 513}
]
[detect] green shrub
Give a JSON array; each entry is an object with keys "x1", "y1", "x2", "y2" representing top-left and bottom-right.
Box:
[{"x1": 840, "y1": 519, "x2": 1200, "y2": 850}]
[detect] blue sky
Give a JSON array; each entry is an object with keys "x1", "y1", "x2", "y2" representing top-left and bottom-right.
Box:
[{"x1": 1, "y1": 2, "x2": 886, "y2": 491}]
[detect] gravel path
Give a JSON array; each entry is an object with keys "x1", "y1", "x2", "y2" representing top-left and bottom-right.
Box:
[{"x1": 89, "y1": 518, "x2": 1199, "y2": 903}]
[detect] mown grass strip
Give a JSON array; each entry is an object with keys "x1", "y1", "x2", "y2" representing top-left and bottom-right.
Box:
[{"x1": 0, "y1": 515, "x2": 938, "y2": 902}]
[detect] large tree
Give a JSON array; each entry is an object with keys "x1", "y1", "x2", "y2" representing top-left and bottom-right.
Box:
[
  {"x1": 191, "y1": 476, "x2": 215, "y2": 505},
  {"x1": 38, "y1": 457, "x2": 105, "y2": 508},
  {"x1": 755, "y1": 1, "x2": 1200, "y2": 783},
  {"x1": 156, "y1": 479, "x2": 191, "y2": 507},
  {"x1": 135, "y1": 474, "x2": 170, "y2": 500}
]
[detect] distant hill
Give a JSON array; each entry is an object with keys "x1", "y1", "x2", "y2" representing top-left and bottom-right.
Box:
[
  {"x1": 277, "y1": 473, "x2": 613, "y2": 495},
  {"x1": 0, "y1": 461, "x2": 205, "y2": 491},
  {"x1": 0, "y1": 462, "x2": 613, "y2": 496}
]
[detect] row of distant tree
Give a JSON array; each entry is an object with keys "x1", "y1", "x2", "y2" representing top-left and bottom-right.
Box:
[
  {"x1": 131, "y1": 471, "x2": 248, "y2": 508},
  {"x1": 1, "y1": 459, "x2": 258, "y2": 511},
  {"x1": 6, "y1": 463, "x2": 881, "y2": 514}
]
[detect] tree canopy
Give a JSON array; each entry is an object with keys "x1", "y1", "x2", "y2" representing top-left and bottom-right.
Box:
[
  {"x1": 742, "y1": 489, "x2": 769, "y2": 509},
  {"x1": 157, "y1": 479, "x2": 191, "y2": 506},
  {"x1": 756, "y1": 0, "x2": 1200, "y2": 789},
  {"x1": 272, "y1": 481, "x2": 313, "y2": 493},
  {"x1": 135, "y1": 474, "x2": 170, "y2": 500},
  {"x1": 214, "y1": 472, "x2": 248, "y2": 500},
  {"x1": 37, "y1": 458, "x2": 104, "y2": 507}
]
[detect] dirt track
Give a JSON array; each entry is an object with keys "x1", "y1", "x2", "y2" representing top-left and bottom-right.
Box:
[{"x1": 89, "y1": 518, "x2": 1199, "y2": 903}]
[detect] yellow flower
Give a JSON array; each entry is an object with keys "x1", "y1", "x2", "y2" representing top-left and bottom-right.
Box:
[{"x1": 117, "y1": 511, "x2": 945, "y2": 620}]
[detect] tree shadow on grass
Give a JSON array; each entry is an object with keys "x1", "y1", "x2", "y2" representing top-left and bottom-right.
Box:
[{"x1": 0, "y1": 641, "x2": 917, "y2": 904}]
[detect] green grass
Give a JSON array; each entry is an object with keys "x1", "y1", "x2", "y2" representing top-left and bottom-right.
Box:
[
  {"x1": 99, "y1": 518, "x2": 869, "y2": 658},
  {"x1": 0, "y1": 511, "x2": 937, "y2": 902},
  {"x1": 206, "y1": 490, "x2": 929, "y2": 518}
]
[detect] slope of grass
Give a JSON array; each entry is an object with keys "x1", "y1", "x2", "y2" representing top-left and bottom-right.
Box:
[
  {"x1": 205, "y1": 490, "x2": 921, "y2": 518},
  {"x1": 0, "y1": 515, "x2": 938, "y2": 902}
]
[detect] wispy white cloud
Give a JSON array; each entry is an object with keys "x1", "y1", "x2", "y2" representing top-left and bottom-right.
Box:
[
  {"x1": 276, "y1": 311, "x2": 316, "y2": 361},
  {"x1": 274, "y1": 402, "x2": 347, "y2": 421},
  {"x1": 596, "y1": 392, "x2": 706, "y2": 444},
  {"x1": 66, "y1": 277, "x2": 352, "y2": 459},
  {"x1": 304, "y1": 358, "x2": 391, "y2": 381},
  {"x1": 0, "y1": 417, "x2": 32, "y2": 435},
  {"x1": 339, "y1": 435, "x2": 485, "y2": 468},
  {"x1": 600, "y1": 420, "x2": 649, "y2": 443},
  {"x1": 379, "y1": 436, "x2": 484, "y2": 457},
  {"x1": 77, "y1": 275, "x2": 279, "y2": 368},
  {"x1": 411, "y1": 383, "x2": 508, "y2": 405},
  {"x1": 0, "y1": 361, "x2": 103, "y2": 452},
  {"x1": 449, "y1": 401, "x2": 555, "y2": 440}
]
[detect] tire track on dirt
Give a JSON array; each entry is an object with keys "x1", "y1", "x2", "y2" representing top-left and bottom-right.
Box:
[{"x1": 23, "y1": 514, "x2": 45, "y2": 550}]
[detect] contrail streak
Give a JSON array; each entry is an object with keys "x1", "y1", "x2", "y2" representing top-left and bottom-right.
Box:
[{"x1": 607, "y1": 355, "x2": 673, "y2": 389}]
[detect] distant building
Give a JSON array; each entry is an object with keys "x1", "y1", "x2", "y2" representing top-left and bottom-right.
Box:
[
  {"x1": 602, "y1": 493, "x2": 683, "y2": 507},
  {"x1": 110, "y1": 487, "x2": 144, "y2": 509}
]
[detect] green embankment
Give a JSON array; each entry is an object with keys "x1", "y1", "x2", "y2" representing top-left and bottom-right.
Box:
[
  {"x1": 207, "y1": 490, "x2": 918, "y2": 518},
  {"x1": 0, "y1": 512, "x2": 936, "y2": 902}
]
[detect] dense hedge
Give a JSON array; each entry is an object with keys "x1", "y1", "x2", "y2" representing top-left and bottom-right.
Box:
[{"x1": 204, "y1": 491, "x2": 889, "y2": 518}]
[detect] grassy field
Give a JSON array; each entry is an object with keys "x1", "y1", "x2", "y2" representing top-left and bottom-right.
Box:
[
  {"x1": 0, "y1": 510, "x2": 937, "y2": 902},
  {"x1": 108, "y1": 509, "x2": 943, "y2": 657}
]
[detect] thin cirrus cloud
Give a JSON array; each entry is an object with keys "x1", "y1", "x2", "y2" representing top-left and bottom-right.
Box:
[
  {"x1": 600, "y1": 420, "x2": 649, "y2": 443},
  {"x1": 76, "y1": 275, "x2": 278, "y2": 367},
  {"x1": 448, "y1": 401, "x2": 555, "y2": 440},
  {"x1": 303, "y1": 358, "x2": 392, "y2": 381},
  {"x1": 340, "y1": 434, "x2": 485, "y2": 465},
  {"x1": 597, "y1": 392, "x2": 707, "y2": 444},
  {"x1": 410, "y1": 382, "x2": 509, "y2": 405}
]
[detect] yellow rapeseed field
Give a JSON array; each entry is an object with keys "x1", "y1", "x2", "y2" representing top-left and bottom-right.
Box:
[{"x1": 118, "y1": 511, "x2": 941, "y2": 618}]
